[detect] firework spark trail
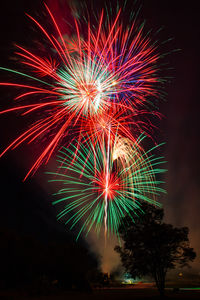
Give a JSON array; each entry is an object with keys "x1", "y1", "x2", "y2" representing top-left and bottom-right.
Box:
[{"x1": 104, "y1": 126, "x2": 111, "y2": 241}]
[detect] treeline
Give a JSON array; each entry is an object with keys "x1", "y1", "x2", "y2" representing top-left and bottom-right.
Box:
[{"x1": 0, "y1": 228, "x2": 97, "y2": 295}]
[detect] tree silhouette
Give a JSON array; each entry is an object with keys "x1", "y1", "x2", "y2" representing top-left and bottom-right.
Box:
[
  {"x1": 0, "y1": 227, "x2": 97, "y2": 294},
  {"x1": 115, "y1": 204, "x2": 196, "y2": 297}
]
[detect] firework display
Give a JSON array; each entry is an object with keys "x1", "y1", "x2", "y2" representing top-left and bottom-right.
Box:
[{"x1": 0, "y1": 3, "x2": 166, "y2": 238}]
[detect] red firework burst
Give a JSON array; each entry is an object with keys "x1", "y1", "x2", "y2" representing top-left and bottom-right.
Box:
[{"x1": 0, "y1": 3, "x2": 161, "y2": 179}]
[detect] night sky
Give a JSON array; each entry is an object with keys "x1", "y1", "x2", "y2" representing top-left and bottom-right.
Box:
[{"x1": 0, "y1": 0, "x2": 199, "y2": 275}]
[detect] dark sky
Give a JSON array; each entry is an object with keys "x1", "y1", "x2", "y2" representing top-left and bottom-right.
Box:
[{"x1": 0, "y1": 0, "x2": 199, "y2": 272}]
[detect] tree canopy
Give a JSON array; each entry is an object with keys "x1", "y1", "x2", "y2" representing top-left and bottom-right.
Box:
[{"x1": 115, "y1": 203, "x2": 196, "y2": 296}]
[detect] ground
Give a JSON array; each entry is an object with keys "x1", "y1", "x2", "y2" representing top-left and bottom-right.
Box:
[{"x1": 1, "y1": 288, "x2": 200, "y2": 300}]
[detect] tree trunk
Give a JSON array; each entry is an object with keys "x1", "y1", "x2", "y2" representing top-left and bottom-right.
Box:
[
  {"x1": 158, "y1": 281, "x2": 165, "y2": 298},
  {"x1": 155, "y1": 270, "x2": 166, "y2": 298}
]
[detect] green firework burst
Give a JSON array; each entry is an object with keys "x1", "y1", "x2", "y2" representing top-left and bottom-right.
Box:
[{"x1": 47, "y1": 135, "x2": 166, "y2": 239}]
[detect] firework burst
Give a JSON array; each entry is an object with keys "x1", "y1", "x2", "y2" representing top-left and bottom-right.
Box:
[
  {"x1": 47, "y1": 135, "x2": 166, "y2": 239},
  {"x1": 0, "y1": 4, "x2": 162, "y2": 179}
]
